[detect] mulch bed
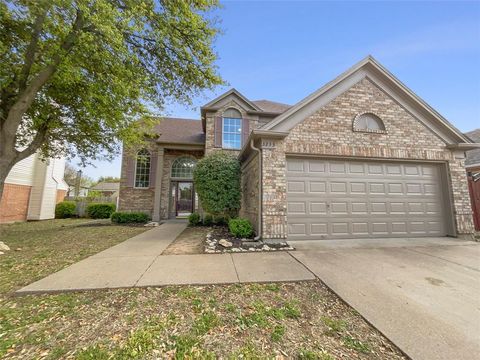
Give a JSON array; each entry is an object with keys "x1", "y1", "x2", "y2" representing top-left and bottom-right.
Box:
[{"x1": 205, "y1": 226, "x2": 294, "y2": 253}]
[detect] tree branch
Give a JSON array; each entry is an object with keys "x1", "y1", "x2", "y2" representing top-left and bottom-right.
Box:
[
  {"x1": 14, "y1": 123, "x2": 49, "y2": 163},
  {"x1": 3, "y1": 8, "x2": 85, "y2": 149},
  {"x1": 18, "y1": 6, "x2": 49, "y2": 92}
]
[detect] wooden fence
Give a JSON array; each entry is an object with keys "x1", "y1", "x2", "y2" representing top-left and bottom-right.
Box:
[{"x1": 64, "y1": 196, "x2": 116, "y2": 217}]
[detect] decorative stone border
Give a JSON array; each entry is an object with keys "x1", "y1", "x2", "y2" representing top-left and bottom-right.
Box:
[{"x1": 205, "y1": 230, "x2": 294, "y2": 253}]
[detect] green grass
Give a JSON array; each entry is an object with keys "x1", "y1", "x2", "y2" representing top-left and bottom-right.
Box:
[
  {"x1": 321, "y1": 316, "x2": 347, "y2": 335},
  {"x1": 298, "y1": 348, "x2": 335, "y2": 360},
  {"x1": 0, "y1": 219, "x2": 146, "y2": 294},
  {"x1": 270, "y1": 324, "x2": 286, "y2": 342},
  {"x1": 192, "y1": 311, "x2": 221, "y2": 335},
  {"x1": 343, "y1": 335, "x2": 371, "y2": 354},
  {"x1": 0, "y1": 220, "x2": 404, "y2": 359}
]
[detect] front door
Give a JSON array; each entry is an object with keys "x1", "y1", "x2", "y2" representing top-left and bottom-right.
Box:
[{"x1": 176, "y1": 182, "x2": 194, "y2": 217}]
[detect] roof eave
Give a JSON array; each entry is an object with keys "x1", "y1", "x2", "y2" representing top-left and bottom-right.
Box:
[
  {"x1": 238, "y1": 129, "x2": 289, "y2": 162},
  {"x1": 446, "y1": 143, "x2": 480, "y2": 151}
]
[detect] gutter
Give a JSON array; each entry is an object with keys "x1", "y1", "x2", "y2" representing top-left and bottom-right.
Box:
[
  {"x1": 446, "y1": 143, "x2": 480, "y2": 151},
  {"x1": 250, "y1": 138, "x2": 262, "y2": 241}
]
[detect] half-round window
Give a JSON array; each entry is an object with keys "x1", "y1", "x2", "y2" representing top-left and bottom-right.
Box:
[
  {"x1": 223, "y1": 108, "x2": 242, "y2": 119},
  {"x1": 171, "y1": 157, "x2": 197, "y2": 179},
  {"x1": 353, "y1": 113, "x2": 386, "y2": 133}
]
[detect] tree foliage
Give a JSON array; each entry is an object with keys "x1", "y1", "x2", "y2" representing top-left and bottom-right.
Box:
[
  {"x1": 0, "y1": 0, "x2": 223, "y2": 199},
  {"x1": 193, "y1": 151, "x2": 241, "y2": 217}
]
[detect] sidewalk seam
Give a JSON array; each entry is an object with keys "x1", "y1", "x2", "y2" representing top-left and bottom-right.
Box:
[
  {"x1": 134, "y1": 223, "x2": 187, "y2": 286},
  {"x1": 229, "y1": 254, "x2": 241, "y2": 283},
  {"x1": 287, "y1": 251, "x2": 318, "y2": 280}
]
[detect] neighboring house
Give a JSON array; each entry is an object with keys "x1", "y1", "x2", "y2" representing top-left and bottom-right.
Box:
[
  {"x1": 465, "y1": 129, "x2": 480, "y2": 230},
  {"x1": 90, "y1": 181, "x2": 120, "y2": 199},
  {"x1": 0, "y1": 153, "x2": 68, "y2": 223},
  {"x1": 119, "y1": 56, "x2": 478, "y2": 240},
  {"x1": 66, "y1": 185, "x2": 90, "y2": 197}
]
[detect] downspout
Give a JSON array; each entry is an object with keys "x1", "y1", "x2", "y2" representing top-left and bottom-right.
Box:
[{"x1": 250, "y1": 138, "x2": 262, "y2": 241}]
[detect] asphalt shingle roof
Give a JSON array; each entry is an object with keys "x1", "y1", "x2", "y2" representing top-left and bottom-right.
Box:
[
  {"x1": 252, "y1": 100, "x2": 291, "y2": 113},
  {"x1": 465, "y1": 129, "x2": 480, "y2": 167},
  {"x1": 154, "y1": 118, "x2": 205, "y2": 145}
]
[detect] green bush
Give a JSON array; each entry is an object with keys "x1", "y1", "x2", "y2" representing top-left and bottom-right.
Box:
[
  {"x1": 228, "y1": 218, "x2": 254, "y2": 238},
  {"x1": 188, "y1": 212, "x2": 201, "y2": 226},
  {"x1": 193, "y1": 151, "x2": 241, "y2": 217},
  {"x1": 213, "y1": 214, "x2": 228, "y2": 226},
  {"x1": 111, "y1": 212, "x2": 150, "y2": 224},
  {"x1": 55, "y1": 201, "x2": 76, "y2": 218},
  {"x1": 86, "y1": 203, "x2": 116, "y2": 219},
  {"x1": 203, "y1": 213, "x2": 214, "y2": 226}
]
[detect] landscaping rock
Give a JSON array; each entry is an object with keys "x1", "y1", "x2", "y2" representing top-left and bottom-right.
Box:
[
  {"x1": 0, "y1": 251, "x2": 4, "y2": 255},
  {"x1": 144, "y1": 222, "x2": 159, "y2": 227},
  {"x1": 0, "y1": 242, "x2": 10, "y2": 251},
  {"x1": 219, "y1": 239, "x2": 233, "y2": 248}
]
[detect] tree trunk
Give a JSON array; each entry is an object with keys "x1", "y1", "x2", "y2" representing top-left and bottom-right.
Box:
[{"x1": 0, "y1": 151, "x2": 17, "y2": 206}]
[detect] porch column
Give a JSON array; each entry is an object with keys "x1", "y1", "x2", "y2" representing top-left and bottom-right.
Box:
[{"x1": 152, "y1": 147, "x2": 164, "y2": 222}]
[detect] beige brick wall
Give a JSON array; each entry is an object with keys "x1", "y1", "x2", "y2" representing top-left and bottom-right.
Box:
[
  {"x1": 118, "y1": 146, "x2": 157, "y2": 216},
  {"x1": 240, "y1": 152, "x2": 260, "y2": 233},
  {"x1": 261, "y1": 138, "x2": 288, "y2": 239},
  {"x1": 159, "y1": 149, "x2": 204, "y2": 219},
  {"x1": 261, "y1": 78, "x2": 474, "y2": 239}
]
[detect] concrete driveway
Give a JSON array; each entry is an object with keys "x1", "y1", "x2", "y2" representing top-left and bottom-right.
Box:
[{"x1": 290, "y1": 238, "x2": 480, "y2": 360}]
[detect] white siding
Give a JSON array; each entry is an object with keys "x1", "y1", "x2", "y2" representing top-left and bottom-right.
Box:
[
  {"x1": 27, "y1": 157, "x2": 68, "y2": 220},
  {"x1": 5, "y1": 154, "x2": 36, "y2": 186}
]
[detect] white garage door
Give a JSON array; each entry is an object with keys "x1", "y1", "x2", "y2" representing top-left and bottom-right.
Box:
[{"x1": 286, "y1": 158, "x2": 448, "y2": 240}]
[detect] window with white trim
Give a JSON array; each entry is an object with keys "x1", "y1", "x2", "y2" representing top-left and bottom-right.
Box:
[
  {"x1": 222, "y1": 108, "x2": 242, "y2": 149},
  {"x1": 134, "y1": 149, "x2": 151, "y2": 188}
]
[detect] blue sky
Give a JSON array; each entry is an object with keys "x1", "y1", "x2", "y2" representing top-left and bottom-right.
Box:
[{"x1": 78, "y1": 0, "x2": 480, "y2": 180}]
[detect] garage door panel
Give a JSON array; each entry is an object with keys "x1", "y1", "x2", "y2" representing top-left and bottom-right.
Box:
[
  {"x1": 310, "y1": 202, "x2": 327, "y2": 214},
  {"x1": 286, "y1": 158, "x2": 447, "y2": 239},
  {"x1": 309, "y1": 181, "x2": 326, "y2": 193},
  {"x1": 287, "y1": 181, "x2": 305, "y2": 193}
]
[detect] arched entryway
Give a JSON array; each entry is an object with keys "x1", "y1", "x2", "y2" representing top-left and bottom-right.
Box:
[{"x1": 170, "y1": 157, "x2": 197, "y2": 217}]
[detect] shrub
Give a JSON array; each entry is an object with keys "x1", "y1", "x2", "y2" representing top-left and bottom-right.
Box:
[
  {"x1": 228, "y1": 218, "x2": 254, "y2": 238},
  {"x1": 188, "y1": 212, "x2": 201, "y2": 226},
  {"x1": 111, "y1": 211, "x2": 150, "y2": 224},
  {"x1": 213, "y1": 214, "x2": 228, "y2": 226},
  {"x1": 203, "y1": 213, "x2": 214, "y2": 226},
  {"x1": 86, "y1": 203, "x2": 116, "y2": 219},
  {"x1": 193, "y1": 151, "x2": 241, "y2": 217},
  {"x1": 55, "y1": 201, "x2": 76, "y2": 218}
]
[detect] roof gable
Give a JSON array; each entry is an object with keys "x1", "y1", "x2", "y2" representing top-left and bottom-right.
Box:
[
  {"x1": 263, "y1": 56, "x2": 471, "y2": 145},
  {"x1": 201, "y1": 88, "x2": 261, "y2": 112}
]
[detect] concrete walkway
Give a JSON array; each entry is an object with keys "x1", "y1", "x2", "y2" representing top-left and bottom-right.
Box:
[
  {"x1": 290, "y1": 239, "x2": 480, "y2": 360},
  {"x1": 17, "y1": 222, "x2": 314, "y2": 293}
]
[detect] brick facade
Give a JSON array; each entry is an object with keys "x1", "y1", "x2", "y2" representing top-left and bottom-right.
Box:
[
  {"x1": 56, "y1": 190, "x2": 66, "y2": 204},
  {"x1": 259, "y1": 78, "x2": 474, "y2": 239},
  {"x1": 240, "y1": 152, "x2": 260, "y2": 233},
  {"x1": 159, "y1": 149, "x2": 204, "y2": 219},
  {"x1": 119, "y1": 74, "x2": 474, "y2": 239},
  {"x1": 0, "y1": 183, "x2": 32, "y2": 223}
]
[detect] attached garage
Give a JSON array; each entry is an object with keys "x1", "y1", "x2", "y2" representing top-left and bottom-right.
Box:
[{"x1": 286, "y1": 157, "x2": 453, "y2": 240}]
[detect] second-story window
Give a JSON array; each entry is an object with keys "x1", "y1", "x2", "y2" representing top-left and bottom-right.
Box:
[
  {"x1": 222, "y1": 108, "x2": 242, "y2": 149},
  {"x1": 135, "y1": 149, "x2": 151, "y2": 188}
]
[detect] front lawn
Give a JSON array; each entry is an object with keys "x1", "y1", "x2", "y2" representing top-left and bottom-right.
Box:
[{"x1": 0, "y1": 220, "x2": 406, "y2": 359}]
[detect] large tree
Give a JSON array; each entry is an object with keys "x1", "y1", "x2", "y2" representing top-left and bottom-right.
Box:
[{"x1": 0, "y1": 0, "x2": 222, "y2": 200}]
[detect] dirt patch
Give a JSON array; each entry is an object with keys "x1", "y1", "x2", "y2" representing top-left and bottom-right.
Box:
[{"x1": 162, "y1": 226, "x2": 210, "y2": 255}]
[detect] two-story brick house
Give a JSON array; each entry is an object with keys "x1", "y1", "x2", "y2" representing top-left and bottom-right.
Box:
[{"x1": 118, "y1": 56, "x2": 478, "y2": 241}]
